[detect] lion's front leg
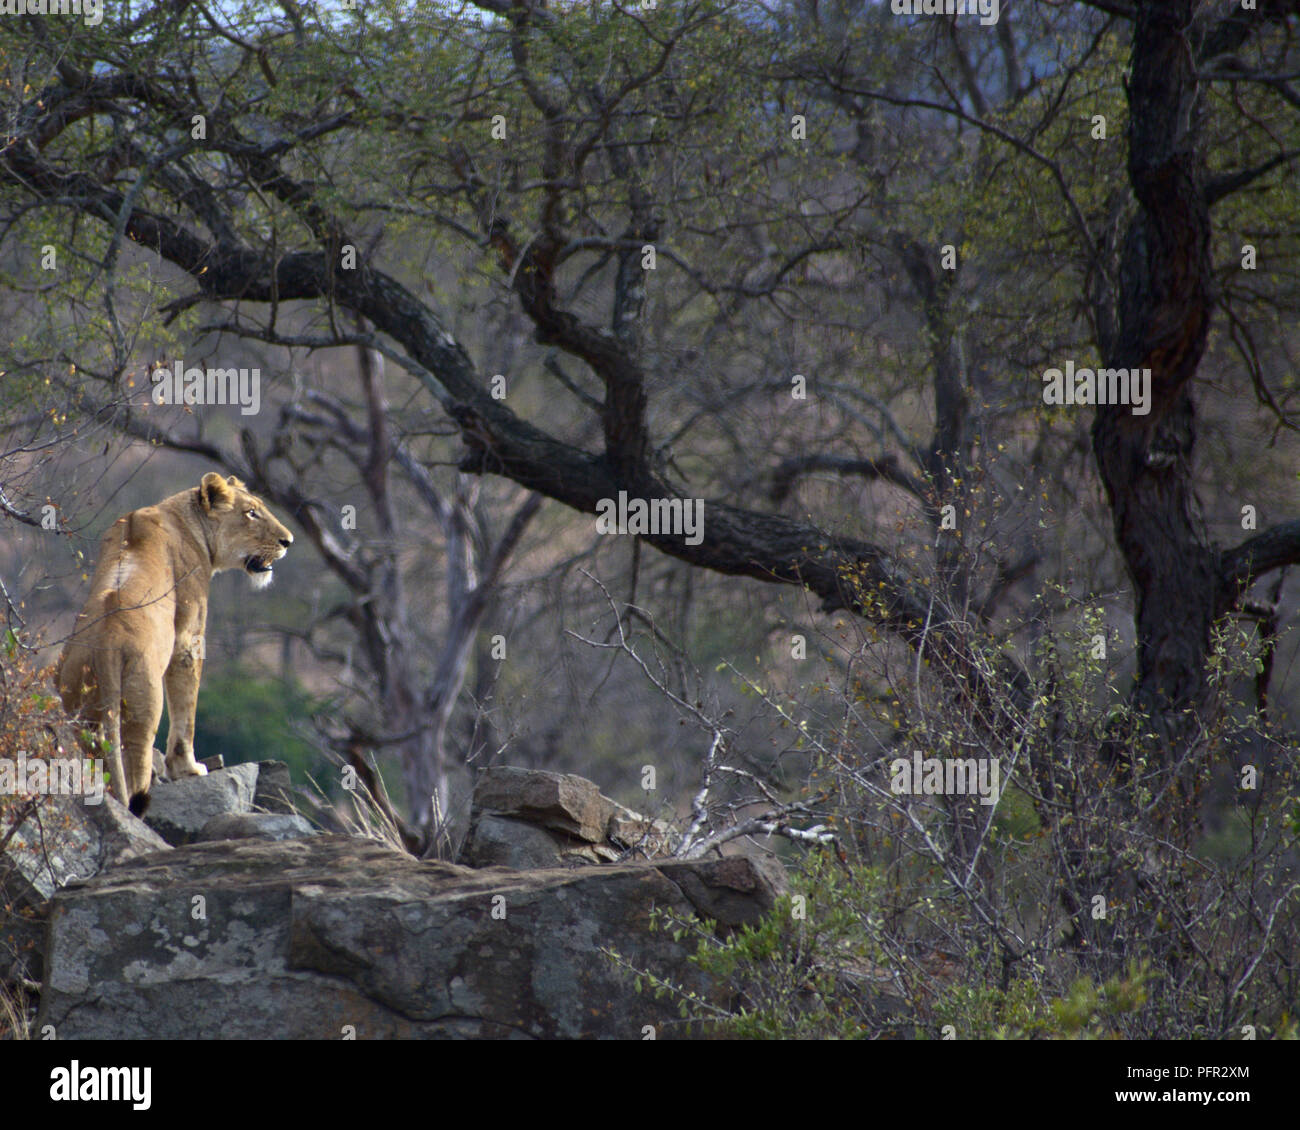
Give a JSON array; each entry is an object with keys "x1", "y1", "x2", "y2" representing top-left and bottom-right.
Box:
[{"x1": 163, "y1": 636, "x2": 208, "y2": 780}]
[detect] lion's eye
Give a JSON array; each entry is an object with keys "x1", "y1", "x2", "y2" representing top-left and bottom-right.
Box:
[{"x1": 245, "y1": 509, "x2": 258, "y2": 519}]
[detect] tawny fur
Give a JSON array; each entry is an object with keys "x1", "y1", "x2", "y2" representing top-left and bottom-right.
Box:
[{"x1": 57, "y1": 473, "x2": 293, "y2": 813}]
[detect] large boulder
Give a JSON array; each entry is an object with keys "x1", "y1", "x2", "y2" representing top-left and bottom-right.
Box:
[
  {"x1": 461, "y1": 814, "x2": 614, "y2": 869},
  {"x1": 460, "y1": 767, "x2": 676, "y2": 869},
  {"x1": 141, "y1": 763, "x2": 260, "y2": 846},
  {"x1": 1, "y1": 792, "x2": 169, "y2": 910},
  {"x1": 37, "y1": 834, "x2": 784, "y2": 1039},
  {"x1": 470, "y1": 767, "x2": 617, "y2": 842},
  {"x1": 1, "y1": 788, "x2": 168, "y2": 1038}
]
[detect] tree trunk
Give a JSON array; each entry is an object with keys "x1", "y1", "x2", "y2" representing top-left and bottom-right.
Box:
[{"x1": 1092, "y1": 0, "x2": 1217, "y2": 766}]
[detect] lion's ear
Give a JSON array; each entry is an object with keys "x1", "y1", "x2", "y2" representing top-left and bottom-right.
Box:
[{"x1": 199, "y1": 471, "x2": 236, "y2": 512}]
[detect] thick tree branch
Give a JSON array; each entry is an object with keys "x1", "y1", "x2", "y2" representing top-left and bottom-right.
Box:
[
  {"x1": 1222, "y1": 519, "x2": 1300, "y2": 591},
  {"x1": 768, "y1": 452, "x2": 925, "y2": 505}
]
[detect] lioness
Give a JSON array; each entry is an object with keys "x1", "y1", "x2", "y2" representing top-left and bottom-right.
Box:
[{"x1": 58, "y1": 473, "x2": 293, "y2": 814}]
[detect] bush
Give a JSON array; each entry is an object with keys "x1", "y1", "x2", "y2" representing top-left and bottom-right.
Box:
[{"x1": 620, "y1": 597, "x2": 1300, "y2": 1039}]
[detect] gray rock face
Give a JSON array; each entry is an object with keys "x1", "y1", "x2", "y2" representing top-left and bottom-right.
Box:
[
  {"x1": 1, "y1": 789, "x2": 167, "y2": 1031},
  {"x1": 463, "y1": 813, "x2": 592, "y2": 869},
  {"x1": 460, "y1": 767, "x2": 676, "y2": 869},
  {"x1": 1, "y1": 792, "x2": 169, "y2": 909},
  {"x1": 37, "y1": 835, "x2": 783, "y2": 1039},
  {"x1": 251, "y1": 761, "x2": 299, "y2": 816},
  {"x1": 2, "y1": 760, "x2": 301, "y2": 911},
  {"x1": 142, "y1": 763, "x2": 260, "y2": 846},
  {"x1": 471, "y1": 767, "x2": 617, "y2": 842},
  {"x1": 197, "y1": 813, "x2": 317, "y2": 843},
  {"x1": 657, "y1": 856, "x2": 790, "y2": 925}
]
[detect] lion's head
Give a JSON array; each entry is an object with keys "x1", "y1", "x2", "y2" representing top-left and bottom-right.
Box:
[{"x1": 199, "y1": 472, "x2": 294, "y2": 589}]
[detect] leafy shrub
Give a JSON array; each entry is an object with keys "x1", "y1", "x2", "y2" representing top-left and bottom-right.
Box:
[{"x1": 620, "y1": 599, "x2": 1300, "y2": 1039}]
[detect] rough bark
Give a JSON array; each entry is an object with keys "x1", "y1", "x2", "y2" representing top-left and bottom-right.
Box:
[{"x1": 1092, "y1": 1, "x2": 1299, "y2": 765}]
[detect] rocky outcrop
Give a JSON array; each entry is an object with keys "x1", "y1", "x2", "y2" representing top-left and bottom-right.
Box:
[
  {"x1": 2, "y1": 758, "x2": 314, "y2": 1035},
  {"x1": 460, "y1": 767, "x2": 675, "y2": 869},
  {"x1": 37, "y1": 835, "x2": 784, "y2": 1039},
  {"x1": 5, "y1": 762, "x2": 786, "y2": 1040},
  {"x1": 472, "y1": 767, "x2": 616, "y2": 841}
]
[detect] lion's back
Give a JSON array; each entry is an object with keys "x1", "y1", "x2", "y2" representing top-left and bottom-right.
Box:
[{"x1": 57, "y1": 505, "x2": 183, "y2": 713}]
